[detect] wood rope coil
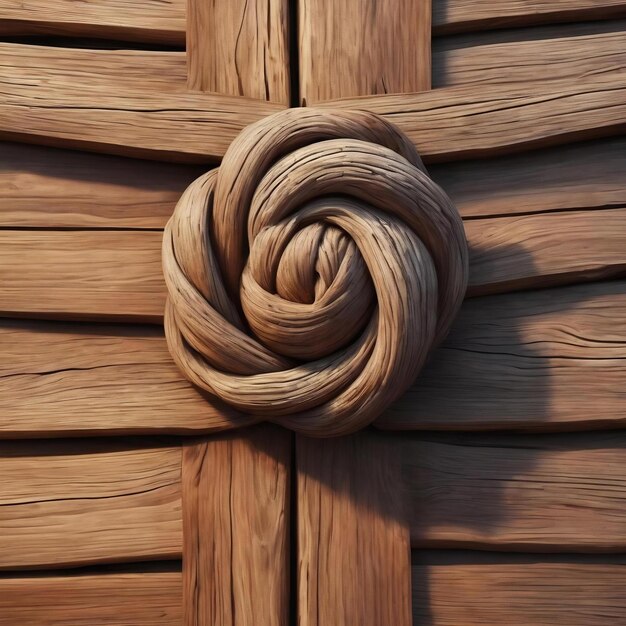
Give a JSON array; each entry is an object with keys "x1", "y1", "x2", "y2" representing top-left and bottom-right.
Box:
[{"x1": 162, "y1": 108, "x2": 468, "y2": 436}]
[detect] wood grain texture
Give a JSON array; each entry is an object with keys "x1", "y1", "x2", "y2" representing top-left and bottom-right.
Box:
[
  {"x1": 0, "y1": 440, "x2": 182, "y2": 569},
  {"x1": 430, "y1": 137, "x2": 626, "y2": 219},
  {"x1": 403, "y1": 432, "x2": 626, "y2": 551},
  {"x1": 0, "y1": 56, "x2": 284, "y2": 162},
  {"x1": 466, "y1": 207, "x2": 626, "y2": 295},
  {"x1": 0, "y1": 142, "x2": 203, "y2": 228},
  {"x1": 182, "y1": 426, "x2": 290, "y2": 626},
  {"x1": 433, "y1": 26, "x2": 626, "y2": 88},
  {"x1": 0, "y1": 570, "x2": 183, "y2": 625},
  {"x1": 297, "y1": 431, "x2": 412, "y2": 626},
  {"x1": 433, "y1": 0, "x2": 626, "y2": 34},
  {"x1": 299, "y1": 0, "x2": 431, "y2": 103},
  {"x1": 0, "y1": 320, "x2": 250, "y2": 438},
  {"x1": 412, "y1": 553, "x2": 626, "y2": 625},
  {"x1": 187, "y1": 0, "x2": 290, "y2": 104},
  {"x1": 0, "y1": 230, "x2": 165, "y2": 322},
  {"x1": 321, "y1": 74, "x2": 626, "y2": 162},
  {"x1": 378, "y1": 281, "x2": 626, "y2": 431},
  {"x1": 0, "y1": 43, "x2": 186, "y2": 93},
  {"x1": 0, "y1": 0, "x2": 185, "y2": 44}
]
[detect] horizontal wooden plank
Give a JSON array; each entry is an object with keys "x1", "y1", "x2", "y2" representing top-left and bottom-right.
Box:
[
  {"x1": 378, "y1": 281, "x2": 626, "y2": 431},
  {"x1": 412, "y1": 553, "x2": 626, "y2": 625},
  {"x1": 0, "y1": 142, "x2": 203, "y2": 228},
  {"x1": 433, "y1": 0, "x2": 626, "y2": 35},
  {"x1": 0, "y1": 54, "x2": 284, "y2": 162},
  {"x1": 322, "y1": 74, "x2": 626, "y2": 162},
  {"x1": 0, "y1": 230, "x2": 165, "y2": 321},
  {"x1": 403, "y1": 432, "x2": 626, "y2": 551},
  {"x1": 466, "y1": 207, "x2": 626, "y2": 295},
  {"x1": 0, "y1": 43, "x2": 186, "y2": 93},
  {"x1": 0, "y1": 0, "x2": 185, "y2": 44},
  {"x1": 0, "y1": 570, "x2": 182, "y2": 625},
  {"x1": 430, "y1": 137, "x2": 626, "y2": 219},
  {"x1": 0, "y1": 440, "x2": 182, "y2": 568},
  {"x1": 433, "y1": 25, "x2": 626, "y2": 88},
  {"x1": 0, "y1": 320, "x2": 249, "y2": 437}
]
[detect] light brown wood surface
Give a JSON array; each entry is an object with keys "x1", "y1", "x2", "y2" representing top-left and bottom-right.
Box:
[
  {"x1": 0, "y1": 320, "x2": 249, "y2": 437},
  {"x1": 433, "y1": 0, "x2": 626, "y2": 34},
  {"x1": 0, "y1": 142, "x2": 203, "y2": 229},
  {"x1": 323, "y1": 74, "x2": 626, "y2": 162},
  {"x1": 430, "y1": 137, "x2": 626, "y2": 219},
  {"x1": 433, "y1": 25, "x2": 626, "y2": 88},
  {"x1": 187, "y1": 0, "x2": 290, "y2": 103},
  {"x1": 412, "y1": 553, "x2": 626, "y2": 625},
  {"x1": 0, "y1": 441, "x2": 182, "y2": 568},
  {"x1": 0, "y1": 230, "x2": 165, "y2": 321},
  {"x1": 403, "y1": 432, "x2": 626, "y2": 551},
  {"x1": 297, "y1": 432, "x2": 412, "y2": 626},
  {"x1": 299, "y1": 0, "x2": 431, "y2": 103},
  {"x1": 182, "y1": 426, "x2": 290, "y2": 626},
  {"x1": 0, "y1": 570, "x2": 183, "y2": 625},
  {"x1": 0, "y1": 0, "x2": 185, "y2": 44},
  {"x1": 379, "y1": 280, "x2": 626, "y2": 431}
]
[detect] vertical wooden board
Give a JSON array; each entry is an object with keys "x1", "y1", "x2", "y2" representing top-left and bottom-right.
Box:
[
  {"x1": 297, "y1": 431, "x2": 412, "y2": 626},
  {"x1": 187, "y1": 0, "x2": 290, "y2": 104},
  {"x1": 182, "y1": 425, "x2": 291, "y2": 626},
  {"x1": 299, "y1": 0, "x2": 431, "y2": 103}
]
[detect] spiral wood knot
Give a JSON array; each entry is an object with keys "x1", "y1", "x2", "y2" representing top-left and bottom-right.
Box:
[{"x1": 162, "y1": 107, "x2": 468, "y2": 437}]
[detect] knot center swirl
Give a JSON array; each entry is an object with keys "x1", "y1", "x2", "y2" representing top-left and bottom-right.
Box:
[{"x1": 162, "y1": 108, "x2": 468, "y2": 436}]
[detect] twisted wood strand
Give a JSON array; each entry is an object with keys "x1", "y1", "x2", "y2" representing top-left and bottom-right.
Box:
[{"x1": 162, "y1": 108, "x2": 468, "y2": 436}]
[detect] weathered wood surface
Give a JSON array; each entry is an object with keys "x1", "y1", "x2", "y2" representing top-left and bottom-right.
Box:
[
  {"x1": 183, "y1": 426, "x2": 290, "y2": 626},
  {"x1": 0, "y1": 570, "x2": 183, "y2": 625},
  {"x1": 433, "y1": 26, "x2": 626, "y2": 88},
  {"x1": 323, "y1": 74, "x2": 626, "y2": 162},
  {"x1": 0, "y1": 142, "x2": 203, "y2": 228},
  {"x1": 299, "y1": 0, "x2": 431, "y2": 103},
  {"x1": 187, "y1": 0, "x2": 290, "y2": 104},
  {"x1": 0, "y1": 61, "x2": 284, "y2": 161},
  {"x1": 0, "y1": 0, "x2": 185, "y2": 44},
  {"x1": 412, "y1": 553, "x2": 626, "y2": 625},
  {"x1": 0, "y1": 320, "x2": 250, "y2": 437},
  {"x1": 297, "y1": 432, "x2": 412, "y2": 626},
  {"x1": 430, "y1": 137, "x2": 626, "y2": 219},
  {"x1": 0, "y1": 43, "x2": 186, "y2": 93},
  {"x1": 0, "y1": 230, "x2": 165, "y2": 321},
  {"x1": 433, "y1": 0, "x2": 626, "y2": 34},
  {"x1": 403, "y1": 432, "x2": 626, "y2": 551},
  {"x1": 466, "y1": 208, "x2": 626, "y2": 296},
  {"x1": 0, "y1": 441, "x2": 182, "y2": 568},
  {"x1": 379, "y1": 281, "x2": 626, "y2": 431}
]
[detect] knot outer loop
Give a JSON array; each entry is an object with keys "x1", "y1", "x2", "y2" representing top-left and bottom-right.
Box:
[{"x1": 162, "y1": 107, "x2": 469, "y2": 437}]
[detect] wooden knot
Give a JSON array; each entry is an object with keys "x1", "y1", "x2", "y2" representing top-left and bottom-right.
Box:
[{"x1": 162, "y1": 108, "x2": 468, "y2": 436}]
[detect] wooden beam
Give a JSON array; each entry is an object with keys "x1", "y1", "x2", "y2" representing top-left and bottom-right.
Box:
[
  {"x1": 378, "y1": 281, "x2": 626, "y2": 431},
  {"x1": 0, "y1": 0, "x2": 185, "y2": 44},
  {"x1": 0, "y1": 142, "x2": 203, "y2": 228},
  {"x1": 0, "y1": 54, "x2": 284, "y2": 162},
  {"x1": 433, "y1": 25, "x2": 626, "y2": 88},
  {"x1": 412, "y1": 553, "x2": 626, "y2": 625},
  {"x1": 433, "y1": 0, "x2": 626, "y2": 35},
  {"x1": 321, "y1": 74, "x2": 626, "y2": 162},
  {"x1": 297, "y1": 432, "x2": 412, "y2": 626},
  {"x1": 402, "y1": 432, "x2": 626, "y2": 551},
  {"x1": 0, "y1": 570, "x2": 183, "y2": 625},
  {"x1": 429, "y1": 137, "x2": 626, "y2": 219},
  {"x1": 187, "y1": 0, "x2": 290, "y2": 104},
  {"x1": 299, "y1": 0, "x2": 431, "y2": 103},
  {"x1": 0, "y1": 319, "x2": 251, "y2": 438},
  {"x1": 0, "y1": 440, "x2": 182, "y2": 569},
  {"x1": 182, "y1": 426, "x2": 290, "y2": 626}
]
